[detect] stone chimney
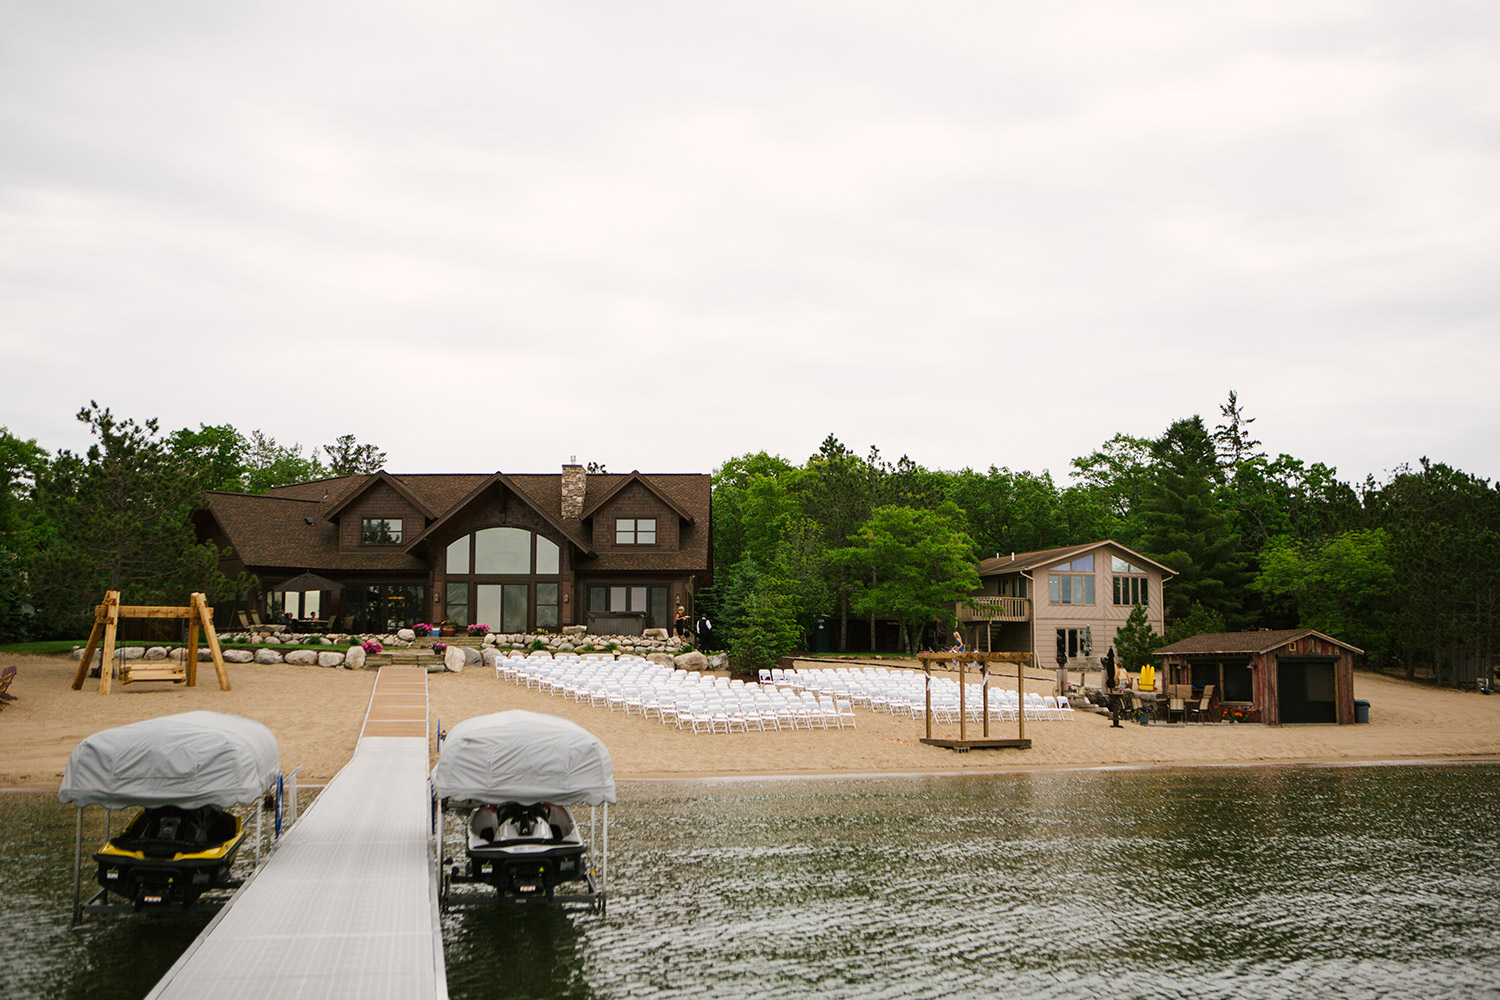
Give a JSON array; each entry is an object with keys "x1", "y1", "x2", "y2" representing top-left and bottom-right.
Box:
[{"x1": 561, "y1": 458, "x2": 586, "y2": 520}]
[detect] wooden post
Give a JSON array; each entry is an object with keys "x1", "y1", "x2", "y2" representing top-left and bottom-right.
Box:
[
  {"x1": 99, "y1": 593, "x2": 120, "y2": 695},
  {"x1": 71, "y1": 596, "x2": 112, "y2": 691},
  {"x1": 924, "y1": 663, "x2": 933, "y2": 741},
  {"x1": 958, "y1": 658, "x2": 967, "y2": 742},
  {"x1": 194, "y1": 593, "x2": 231, "y2": 691},
  {"x1": 185, "y1": 616, "x2": 201, "y2": 688},
  {"x1": 1017, "y1": 660, "x2": 1025, "y2": 743},
  {"x1": 982, "y1": 665, "x2": 990, "y2": 738}
]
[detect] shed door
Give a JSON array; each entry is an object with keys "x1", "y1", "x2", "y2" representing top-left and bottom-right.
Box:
[{"x1": 1277, "y1": 658, "x2": 1337, "y2": 723}]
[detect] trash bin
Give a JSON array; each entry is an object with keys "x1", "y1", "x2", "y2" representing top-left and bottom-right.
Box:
[{"x1": 1354, "y1": 699, "x2": 1370, "y2": 724}]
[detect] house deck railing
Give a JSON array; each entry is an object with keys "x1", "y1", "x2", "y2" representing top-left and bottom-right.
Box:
[{"x1": 958, "y1": 596, "x2": 1031, "y2": 623}]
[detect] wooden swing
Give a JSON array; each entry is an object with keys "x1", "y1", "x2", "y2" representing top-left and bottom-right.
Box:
[{"x1": 70, "y1": 591, "x2": 231, "y2": 694}]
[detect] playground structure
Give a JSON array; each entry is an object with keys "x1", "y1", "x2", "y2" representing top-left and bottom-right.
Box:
[
  {"x1": 915, "y1": 649, "x2": 1035, "y2": 751},
  {"x1": 70, "y1": 591, "x2": 230, "y2": 694}
]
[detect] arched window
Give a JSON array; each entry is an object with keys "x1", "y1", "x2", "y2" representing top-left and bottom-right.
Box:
[{"x1": 443, "y1": 528, "x2": 562, "y2": 631}]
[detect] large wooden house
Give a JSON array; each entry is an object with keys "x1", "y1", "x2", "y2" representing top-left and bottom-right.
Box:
[
  {"x1": 195, "y1": 463, "x2": 712, "y2": 634},
  {"x1": 955, "y1": 541, "x2": 1175, "y2": 671}
]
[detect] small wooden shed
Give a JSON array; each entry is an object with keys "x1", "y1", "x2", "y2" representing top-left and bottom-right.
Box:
[{"x1": 1154, "y1": 629, "x2": 1361, "y2": 725}]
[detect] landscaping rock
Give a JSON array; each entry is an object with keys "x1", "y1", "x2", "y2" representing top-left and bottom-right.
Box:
[
  {"x1": 284, "y1": 650, "x2": 319, "y2": 666},
  {"x1": 481, "y1": 648, "x2": 500, "y2": 669},
  {"x1": 707, "y1": 653, "x2": 730, "y2": 671},
  {"x1": 673, "y1": 650, "x2": 709, "y2": 672},
  {"x1": 254, "y1": 648, "x2": 283, "y2": 665},
  {"x1": 445, "y1": 646, "x2": 466, "y2": 672},
  {"x1": 344, "y1": 645, "x2": 366, "y2": 670},
  {"x1": 647, "y1": 653, "x2": 676, "y2": 668},
  {"x1": 318, "y1": 651, "x2": 344, "y2": 668},
  {"x1": 223, "y1": 649, "x2": 254, "y2": 663},
  {"x1": 642, "y1": 628, "x2": 669, "y2": 640},
  {"x1": 144, "y1": 646, "x2": 169, "y2": 660},
  {"x1": 396, "y1": 628, "x2": 415, "y2": 642},
  {"x1": 118, "y1": 645, "x2": 145, "y2": 661}
]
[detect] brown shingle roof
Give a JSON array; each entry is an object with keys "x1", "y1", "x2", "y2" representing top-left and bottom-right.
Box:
[
  {"x1": 977, "y1": 540, "x2": 1176, "y2": 578},
  {"x1": 1154, "y1": 629, "x2": 1363, "y2": 656},
  {"x1": 204, "y1": 491, "x2": 427, "y2": 572}
]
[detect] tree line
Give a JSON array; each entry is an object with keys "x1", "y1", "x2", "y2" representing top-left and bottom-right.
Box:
[
  {"x1": 3, "y1": 396, "x2": 1496, "y2": 687},
  {"x1": 0, "y1": 403, "x2": 385, "y2": 640}
]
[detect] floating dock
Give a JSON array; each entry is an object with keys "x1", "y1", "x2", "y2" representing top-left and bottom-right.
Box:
[{"x1": 146, "y1": 668, "x2": 446, "y2": 999}]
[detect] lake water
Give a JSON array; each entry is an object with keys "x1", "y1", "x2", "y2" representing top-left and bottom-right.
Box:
[{"x1": 6, "y1": 764, "x2": 1499, "y2": 1000}]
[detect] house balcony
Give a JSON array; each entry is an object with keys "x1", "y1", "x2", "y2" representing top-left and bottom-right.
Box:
[{"x1": 957, "y1": 596, "x2": 1032, "y2": 623}]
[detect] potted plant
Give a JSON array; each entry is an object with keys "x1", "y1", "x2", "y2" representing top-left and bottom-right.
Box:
[
  {"x1": 467, "y1": 622, "x2": 489, "y2": 638},
  {"x1": 440, "y1": 620, "x2": 457, "y2": 637},
  {"x1": 431, "y1": 641, "x2": 448, "y2": 655},
  {"x1": 413, "y1": 623, "x2": 432, "y2": 637},
  {"x1": 362, "y1": 639, "x2": 384, "y2": 655}
]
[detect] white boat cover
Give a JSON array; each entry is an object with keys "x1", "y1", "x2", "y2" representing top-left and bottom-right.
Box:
[
  {"x1": 58, "y1": 711, "x2": 280, "y2": 809},
  {"x1": 431, "y1": 710, "x2": 616, "y2": 806}
]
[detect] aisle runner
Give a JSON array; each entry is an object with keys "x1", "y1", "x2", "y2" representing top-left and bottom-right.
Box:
[{"x1": 147, "y1": 667, "x2": 446, "y2": 1000}]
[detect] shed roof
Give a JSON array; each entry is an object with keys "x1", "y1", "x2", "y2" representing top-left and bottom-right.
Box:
[{"x1": 1154, "y1": 628, "x2": 1363, "y2": 656}]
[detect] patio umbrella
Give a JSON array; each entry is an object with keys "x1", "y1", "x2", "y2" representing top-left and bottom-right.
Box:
[{"x1": 267, "y1": 571, "x2": 343, "y2": 593}]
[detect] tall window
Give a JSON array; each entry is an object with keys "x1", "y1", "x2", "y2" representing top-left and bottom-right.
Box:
[
  {"x1": 586, "y1": 584, "x2": 670, "y2": 628},
  {"x1": 361, "y1": 518, "x2": 403, "y2": 544},
  {"x1": 1049, "y1": 555, "x2": 1094, "y2": 605},
  {"x1": 1111, "y1": 556, "x2": 1149, "y2": 606},
  {"x1": 444, "y1": 527, "x2": 562, "y2": 631},
  {"x1": 615, "y1": 518, "x2": 657, "y2": 544}
]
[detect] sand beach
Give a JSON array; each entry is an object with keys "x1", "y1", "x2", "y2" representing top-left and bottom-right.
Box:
[{"x1": 2, "y1": 653, "x2": 1497, "y2": 788}]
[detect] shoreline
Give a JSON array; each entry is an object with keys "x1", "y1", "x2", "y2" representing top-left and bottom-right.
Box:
[{"x1": 3, "y1": 652, "x2": 1498, "y2": 790}]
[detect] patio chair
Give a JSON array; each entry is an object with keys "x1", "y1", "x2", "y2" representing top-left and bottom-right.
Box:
[{"x1": 1187, "y1": 685, "x2": 1216, "y2": 723}]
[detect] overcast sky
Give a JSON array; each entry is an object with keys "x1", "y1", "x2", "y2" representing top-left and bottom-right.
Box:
[{"x1": 2, "y1": 2, "x2": 1496, "y2": 486}]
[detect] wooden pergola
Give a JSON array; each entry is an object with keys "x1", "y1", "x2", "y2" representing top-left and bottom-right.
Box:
[{"x1": 916, "y1": 650, "x2": 1034, "y2": 751}]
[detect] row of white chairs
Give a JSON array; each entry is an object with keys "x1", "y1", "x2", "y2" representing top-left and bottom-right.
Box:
[
  {"x1": 765, "y1": 666, "x2": 1074, "y2": 722},
  {"x1": 495, "y1": 653, "x2": 857, "y2": 734}
]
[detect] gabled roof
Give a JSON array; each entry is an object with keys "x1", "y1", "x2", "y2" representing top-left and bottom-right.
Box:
[
  {"x1": 579, "y1": 470, "x2": 696, "y2": 524},
  {"x1": 401, "y1": 473, "x2": 596, "y2": 556},
  {"x1": 1154, "y1": 628, "x2": 1364, "y2": 656},
  {"x1": 322, "y1": 470, "x2": 437, "y2": 522},
  {"x1": 977, "y1": 540, "x2": 1176, "y2": 578},
  {"x1": 202, "y1": 491, "x2": 428, "y2": 572}
]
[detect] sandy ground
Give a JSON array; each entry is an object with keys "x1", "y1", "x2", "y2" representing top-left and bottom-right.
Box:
[{"x1": 2, "y1": 653, "x2": 1498, "y2": 788}]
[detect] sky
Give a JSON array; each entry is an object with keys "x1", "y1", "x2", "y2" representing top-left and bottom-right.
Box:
[{"x1": 2, "y1": 1, "x2": 1497, "y2": 486}]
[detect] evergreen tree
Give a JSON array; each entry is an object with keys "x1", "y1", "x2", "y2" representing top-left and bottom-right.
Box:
[
  {"x1": 322, "y1": 434, "x2": 387, "y2": 476},
  {"x1": 1136, "y1": 417, "x2": 1249, "y2": 625}
]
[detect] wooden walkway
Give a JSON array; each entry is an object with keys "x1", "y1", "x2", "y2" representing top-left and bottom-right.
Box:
[{"x1": 146, "y1": 668, "x2": 447, "y2": 999}]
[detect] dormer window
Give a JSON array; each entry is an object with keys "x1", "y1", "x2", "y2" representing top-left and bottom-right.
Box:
[
  {"x1": 361, "y1": 518, "x2": 403, "y2": 544},
  {"x1": 615, "y1": 517, "x2": 656, "y2": 545}
]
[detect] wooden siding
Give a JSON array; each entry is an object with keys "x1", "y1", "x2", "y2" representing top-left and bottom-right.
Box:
[
  {"x1": 1162, "y1": 634, "x2": 1356, "y2": 725},
  {"x1": 590, "y1": 480, "x2": 680, "y2": 554},
  {"x1": 337, "y1": 480, "x2": 428, "y2": 552}
]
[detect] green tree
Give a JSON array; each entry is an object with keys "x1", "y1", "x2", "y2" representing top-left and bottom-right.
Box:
[
  {"x1": 842, "y1": 503, "x2": 980, "y2": 654},
  {"x1": 29, "y1": 404, "x2": 233, "y2": 637},
  {"x1": 1112, "y1": 603, "x2": 1164, "y2": 671},
  {"x1": 0, "y1": 428, "x2": 50, "y2": 641},
  {"x1": 322, "y1": 434, "x2": 387, "y2": 476},
  {"x1": 1136, "y1": 417, "x2": 1249, "y2": 625},
  {"x1": 1253, "y1": 529, "x2": 1395, "y2": 660},
  {"x1": 167, "y1": 423, "x2": 250, "y2": 493},
  {"x1": 725, "y1": 565, "x2": 804, "y2": 678},
  {"x1": 243, "y1": 430, "x2": 326, "y2": 492}
]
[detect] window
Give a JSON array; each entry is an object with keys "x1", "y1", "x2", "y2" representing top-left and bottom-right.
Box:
[
  {"x1": 443, "y1": 527, "x2": 562, "y2": 631},
  {"x1": 615, "y1": 518, "x2": 657, "y2": 545},
  {"x1": 1190, "y1": 660, "x2": 1254, "y2": 703},
  {"x1": 361, "y1": 518, "x2": 403, "y2": 544},
  {"x1": 1054, "y1": 627, "x2": 1093, "y2": 660},
  {"x1": 586, "y1": 584, "x2": 670, "y2": 627},
  {"x1": 1049, "y1": 573, "x2": 1094, "y2": 605},
  {"x1": 1112, "y1": 556, "x2": 1148, "y2": 606},
  {"x1": 998, "y1": 576, "x2": 1028, "y2": 598}
]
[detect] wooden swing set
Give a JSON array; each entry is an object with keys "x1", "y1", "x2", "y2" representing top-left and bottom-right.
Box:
[{"x1": 70, "y1": 591, "x2": 231, "y2": 694}]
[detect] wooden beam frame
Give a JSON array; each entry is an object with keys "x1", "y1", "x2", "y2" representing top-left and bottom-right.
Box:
[
  {"x1": 71, "y1": 591, "x2": 231, "y2": 694},
  {"x1": 915, "y1": 650, "x2": 1033, "y2": 751}
]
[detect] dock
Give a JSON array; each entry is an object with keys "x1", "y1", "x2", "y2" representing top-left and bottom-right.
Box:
[{"x1": 146, "y1": 668, "x2": 447, "y2": 1000}]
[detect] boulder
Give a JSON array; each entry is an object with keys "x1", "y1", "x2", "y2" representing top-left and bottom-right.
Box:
[
  {"x1": 223, "y1": 649, "x2": 254, "y2": 663},
  {"x1": 284, "y1": 650, "x2": 319, "y2": 666},
  {"x1": 642, "y1": 628, "x2": 669, "y2": 640},
  {"x1": 318, "y1": 651, "x2": 344, "y2": 668},
  {"x1": 396, "y1": 628, "x2": 416, "y2": 642},
  {"x1": 707, "y1": 653, "x2": 730, "y2": 671},
  {"x1": 673, "y1": 650, "x2": 709, "y2": 672},
  {"x1": 199, "y1": 648, "x2": 217, "y2": 661},
  {"x1": 481, "y1": 648, "x2": 500, "y2": 669},
  {"x1": 254, "y1": 648, "x2": 283, "y2": 665},
  {"x1": 647, "y1": 653, "x2": 676, "y2": 668},
  {"x1": 562, "y1": 625, "x2": 587, "y2": 635},
  {"x1": 461, "y1": 646, "x2": 482, "y2": 666},
  {"x1": 144, "y1": 646, "x2": 169, "y2": 660},
  {"x1": 118, "y1": 645, "x2": 145, "y2": 661},
  {"x1": 344, "y1": 645, "x2": 367, "y2": 670},
  {"x1": 444, "y1": 645, "x2": 466, "y2": 672},
  {"x1": 556, "y1": 641, "x2": 574, "y2": 652}
]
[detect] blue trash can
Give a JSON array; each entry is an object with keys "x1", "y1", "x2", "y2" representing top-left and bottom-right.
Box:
[{"x1": 1354, "y1": 699, "x2": 1370, "y2": 724}]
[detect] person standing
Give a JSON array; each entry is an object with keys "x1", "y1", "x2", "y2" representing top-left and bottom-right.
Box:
[{"x1": 673, "y1": 603, "x2": 689, "y2": 638}]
